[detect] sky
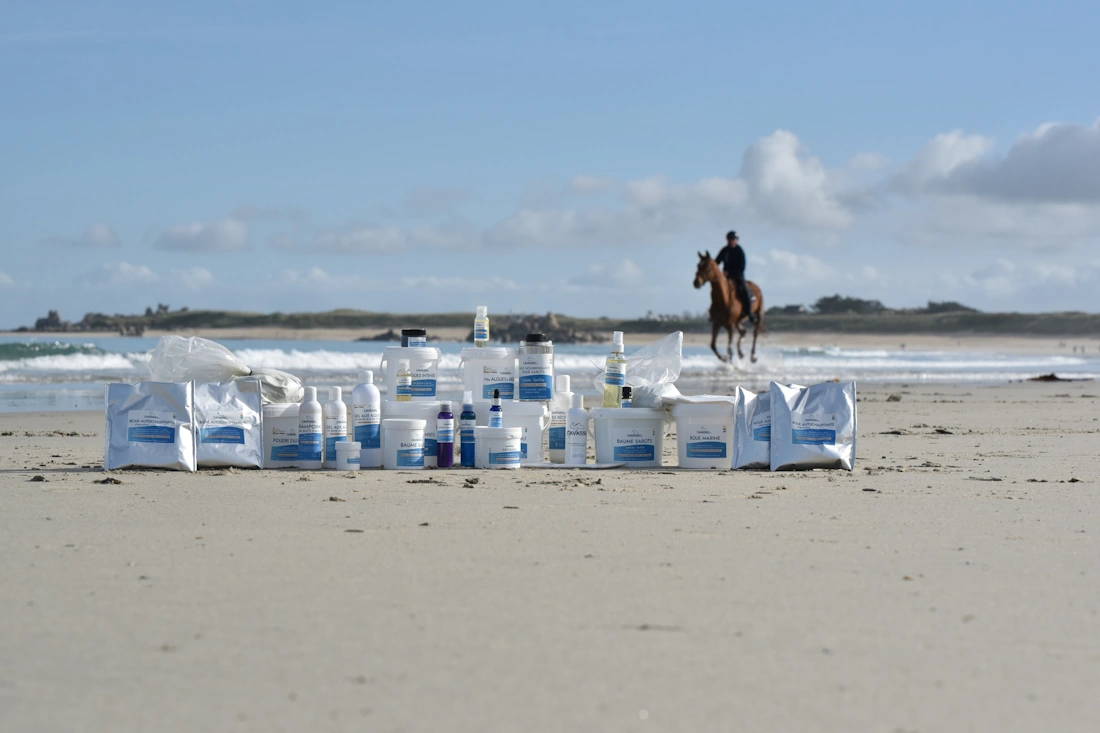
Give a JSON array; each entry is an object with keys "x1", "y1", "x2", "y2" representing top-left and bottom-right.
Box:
[{"x1": 2, "y1": 0, "x2": 1099, "y2": 328}]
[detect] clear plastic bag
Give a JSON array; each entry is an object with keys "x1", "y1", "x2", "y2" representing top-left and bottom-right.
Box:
[
  {"x1": 148, "y1": 336, "x2": 304, "y2": 405},
  {"x1": 594, "y1": 331, "x2": 684, "y2": 409}
]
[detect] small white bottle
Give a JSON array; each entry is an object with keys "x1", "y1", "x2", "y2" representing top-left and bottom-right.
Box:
[
  {"x1": 323, "y1": 386, "x2": 347, "y2": 469},
  {"x1": 352, "y1": 370, "x2": 381, "y2": 468},
  {"x1": 474, "y1": 305, "x2": 490, "y2": 347},
  {"x1": 565, "y1": 393, "x2": 588, "y2": 466},
  {"x1": 396, "y1": 359, "x2": 412, "y2": 402},
  {"x1": 297, "y1": 386, "x2": 323, "y2": 470},
  {"x1": 602, "y1": 330, "x2": 626, "y2": 408},
  {"x1": 548, "y1": 374, "x2": 574, "y2": 464}
]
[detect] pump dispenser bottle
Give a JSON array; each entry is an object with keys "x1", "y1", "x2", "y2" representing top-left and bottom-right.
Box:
[
  {"x1": 396, "y1": 359, "x2": 412, "y2": 401},
  {"x1": 460, "y1": 390, "x2": 476, "y2": 468},
  {"x1": 602, "y1": 331, "x2": 626, "y2": 407},
  {"x1": 474, "y1": 306, "x2": 490, "y2": 347},
  {"x1": 352, "y1": 370, "x2": 381, "y2": 468},
  {"x1": 297, "y1": 387, "x2": 323, "y2": 470},
  {"x1": 323, "y1": 387, "x2": 347, "y2": 469}
]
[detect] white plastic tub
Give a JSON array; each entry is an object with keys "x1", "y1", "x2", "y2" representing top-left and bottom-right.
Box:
[
  {"x1": 671, "y1": 402, "x2": 734, "y2": 469},
  {"x1": 381, "y1": 400, "x2": 440, "y2": 468},
  {"x1": 459, "y1": 347, "x2": 517, "y2": 401},
  {"x1": 262, "y1": 403, "x2": 299, "y2": 469},
  {"x1": 382, "y1": 418, "x2": 425, "y2": 470},
  {"x1": 335, "y1": 441, "x2": 361, "y2": 471},
  {"x1": 474, "y1": 426, "x2": 522, "y2": 469},
  {"x1": 501, "y1": 401, "x2": 550, "y2": 464},
  {"x1": 590, "y1": 407, "x2": 665, "y2": 468},
  {"x1": 378, "y1": 346, "x2": 442, "y2": 401}
]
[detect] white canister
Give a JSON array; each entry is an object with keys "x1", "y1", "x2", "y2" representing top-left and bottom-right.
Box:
[
  {"x1": 335, "y1": 441, "x2": 362, "y2": 471},
  {"x1": 381, "y1": 400, "x2": 440, "y2": 468},
  {"x1": 517, "y1": 335, "x2": 553, "y2": 402},
  {"x1": 474, "y1": 426, "x2": 522, "y2": 469},
  {"x1": 459, "y1": 346, "x2": 517, "y2": 401},
  {"x1": 590, "y1": 407, "x2": 666, "y2": 468},
  {"x1": 379, "y1": 346, "x2": 442, "y2": 401},
  {"x1": 671, "y1": 402, "x2": 735, "y2": 469},
  {"x1": 262, "y1": 403, "x2": 299, "y2": 469},
  {"x1": 382, "y1": 419, "x2": 426, "y2": 470},
  {"x1": 502, "y1": 400, "x2": 550, "y2": 464}
]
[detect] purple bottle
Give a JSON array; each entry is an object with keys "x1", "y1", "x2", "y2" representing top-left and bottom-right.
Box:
[{"x1": 436, "y1": 400, "x2": 454, "y2": 468}]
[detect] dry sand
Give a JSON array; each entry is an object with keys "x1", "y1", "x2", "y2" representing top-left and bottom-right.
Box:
[{"x1": 2, "y1": 381, "x2": 1098, "y2": 732}]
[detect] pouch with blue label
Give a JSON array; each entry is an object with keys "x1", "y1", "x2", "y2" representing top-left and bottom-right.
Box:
[
  {"x1": 769, "y1": 381, "x2": 856, "y2": 471},
  {"x1": 104, "y1": 381, "x2": 197, "y2": 472},
  {"x1": 733, "y1": 386, "x2": 776, "y2": 470},
  {"x1": 194, "y1": 379, "x2": 264, "y2": 469}
]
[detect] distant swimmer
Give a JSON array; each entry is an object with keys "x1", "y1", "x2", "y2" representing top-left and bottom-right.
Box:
[{"x1": 714, "y1": 231, "x2": 758, "y2": 324}]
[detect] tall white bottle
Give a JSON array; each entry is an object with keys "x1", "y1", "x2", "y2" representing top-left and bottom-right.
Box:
[
  {"x1": 548, "y1": 374, "x2": 574, "y2": 464},
  {"x1": 352, "y1": 370, "x2": 382, "y2": 468},
  {"x1": 323, "y1": 386, "x2": 348, "y2": 469},
  {"x1": 565, "y1": 393, "x2": 588, "y2": 466},
  {"x1": 298, "y1": 387, "x2": 323, "y2": 470}
]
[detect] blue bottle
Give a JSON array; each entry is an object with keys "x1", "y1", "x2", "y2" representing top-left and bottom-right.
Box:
[
  {"x1": 489, "y1": 388, "x2": 503, "y2": 428},
  {"x1": 460, "y1": 391, "x2": 476, "y2": 468}
]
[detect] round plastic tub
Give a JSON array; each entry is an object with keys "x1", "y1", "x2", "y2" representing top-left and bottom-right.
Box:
[
  {"x1": 590, "y1": 407, "x2": 665, "y2": 468},
  {"x1": 459, "y1": 347, "x2": 517, "y2": 401},
  {"x1": 262, "y1": 403, "x2": 299, "y2": 469},
  {"x1": 499, "y1": 400, "x2": 550, "y2": 464},
  {"x1": 474, "y1": 426, "x2": 522, "y2": 469},
  {"x1": 382, "y1": 418, "x2": 425, "y2": 470},
  {"x1": 335, "y1": 441, "x2": 362, "y2": 471},
  {"x1": 378, "y1": 346, "x2": 442, "y2": 401},
  {"x1": 671, "y1": 402, "x2": 735, "y2": 469},
  {"x1": 381, "y1": 400, "x2": 440, "y2": 468}
]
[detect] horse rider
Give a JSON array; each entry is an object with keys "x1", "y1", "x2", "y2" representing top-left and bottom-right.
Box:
[{"x1": 714, "y1": 230, "x2": 757, "y2": 323}]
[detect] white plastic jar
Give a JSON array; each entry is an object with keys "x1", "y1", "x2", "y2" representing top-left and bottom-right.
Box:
[
  {"x1": 590, "y1": 407, "x2": 665, "y2": 467},
  {"x1": 262, "y1": 403, "x2": 299, "y2": 469},
  {"x1": 335, "y1": 441, "x2": 362, "y2": 471},
  {"x1": 381, "y1": 400, "x2": 440, "y2": 468},
  {"x1": 501, "y1": 400, "x2": 550, "y2": 464},
  {"x1": 382, "y1": 418, "x2": 425, "y2": 470},
  {"x1": 459, "y1": 346, "x2": 517, "y2": 401},
  {"x1": 671, "y1": 402, "x2": 735, "y2": 469},
  {"x1": 474, "y1": 426, "x2": 522, "y2": 469},
  {"x1": 379, "y1": 346, "x2": 442, "y2": 401}
]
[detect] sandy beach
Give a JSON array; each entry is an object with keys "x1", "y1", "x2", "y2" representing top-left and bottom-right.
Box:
[{"x1": 2, "y1": 378, "x2": 1098, "y2": 732}]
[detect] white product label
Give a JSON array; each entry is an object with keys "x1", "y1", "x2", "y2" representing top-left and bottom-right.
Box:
[
  {"x1": 611, "y1": 425, "x2": 656, "y2": 462},
  {"x1": 407, "y1": 337, "x2": 427, "y2": 347},
  {"x1": 474, "y1": 323, "x2": 489, "y2": 341},
  {"x1": 127, "y1": 410, "x2": 178, "y2": 444},
  {"x1": 683, "y1": 422, "x2": 727, "y2": 459},
  {"x1": 200, "y1": 411, "x2": 247, "y2": 445},
  {"x1": 565, "y1": 417, "x2": 587, "y2": 463},
  {"x1": 751, "y1": 411, "x2": 771, "y2": 442},
  {"x1": 605, "y1": 360, "x2": 625, "y2": 387},
  {"x1": 353, "y1": 402, "x2": 381, "y2": 449},
  {"x1": 396, "y1": 435, "x2": 425, "y2": 467},
  {"x1": 269, "y1": 421, "x2": 299, "y2": 462},
  {"x1": 324, "y1": 414, "x2": 348, "y2": 461},
  {"x1": 518, "y1": 353, "x2": 553, "y2": 401},
  {"x1": 411, "y1": 363, "x2": 437, "y2": 398},
  {"x1": 792, "y1": 413, "x2": 837, "y2": 445},
  {"x1": 549, "y1": 407, "x2": 567, "y2": 451},
  {"x1": 437, "y1": 417, "x2": 454, "y2": 444},
  {"x1": 480, "y1": 364, "x2": 515, "y2": 400},
  {"x1": 298, "y1": 414, "x2": 322, "y2": 462}
]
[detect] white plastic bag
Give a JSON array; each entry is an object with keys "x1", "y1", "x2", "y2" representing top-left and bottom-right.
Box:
[
  {"x1": 595, "y1": 331, "x2": 684, "y2": 409},
  {"x1": 148, "y1": 336, "x2": 304, "y2": 405},
  {"x1": 769, "y1": 381, "x2": 857, "y2": 471}
]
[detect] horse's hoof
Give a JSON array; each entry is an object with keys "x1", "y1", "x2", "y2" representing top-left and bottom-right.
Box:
[{"x1": 751, "y1": 356, "x2": 758, "y2": 364}]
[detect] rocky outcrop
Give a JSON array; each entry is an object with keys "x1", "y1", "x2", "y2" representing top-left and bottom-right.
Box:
[{"x1": 467, "y1": 313, "x2": 608, "y2": 344}]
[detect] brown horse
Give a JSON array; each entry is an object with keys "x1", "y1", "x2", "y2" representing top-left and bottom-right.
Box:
[{"x1": 693, "y1": 251, "x2": 765, "y2": 363}]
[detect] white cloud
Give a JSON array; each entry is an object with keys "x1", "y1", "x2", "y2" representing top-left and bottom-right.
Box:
[
  {"x1": 568, "y1": 259, "x2": 644, "y2": 288},
  {"x1": 172, "y1": 266, "x2": 214, "y2": 289},
  {"x1": 894, "y1": 130, "x2": 995, "y2": 194},
  {"x1": 231, "y1": 204, "x2": 310, "y2": 222},
  {"x1": 765, "y1": 249, "x2": 837, "y2": 283},
  {"x1": 150, "y1": 218, "x2": 248, "y2": 252},
  {"x1": 79, "y1": 261, "x2": 160, "y2": 286},
  {"x1": 41, "y1": 222, "x2": 122, "y2": 248},
  {"x1": 0, "y1": 270, "x2": 14, "y2": 288}
]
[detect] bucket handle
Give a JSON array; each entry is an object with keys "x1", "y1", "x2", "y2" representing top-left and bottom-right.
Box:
[{"x1": 538, "y1": 407, "x2": 551, "y2": 431}]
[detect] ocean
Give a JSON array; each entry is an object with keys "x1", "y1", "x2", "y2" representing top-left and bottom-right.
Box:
[{"x1": 1, "y1": 335, "x2": 1097, "y2": 413}]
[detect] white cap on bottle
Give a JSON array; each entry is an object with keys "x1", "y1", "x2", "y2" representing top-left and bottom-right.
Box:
[
  {"x1": 462, "y1": 390, "x2": 474, "y2": 408},
  {"x1": 358, "y1": 370, "x2": 373, "y2": 384},
  {"x1": 398, "y1": 359, "x2": 410, "y2": 369},
  {"x1": 572, "y1": 393, "x2": 584, "y2": 409},
  {"x1": 476, "y1": 305, "x2": 488, "y2": 317},
  {"x1": 612, "y1": 331, "x2": 624, "y2": 350},
  {"x1": 330, "y1": 386, "x2": 342, "y2": 401},
  {"x1": 304, "y1": 386, "x2": 317, "y2": 402},
  {"x1": 556, "y1": 374, "x2": 570, "y2": 392}
]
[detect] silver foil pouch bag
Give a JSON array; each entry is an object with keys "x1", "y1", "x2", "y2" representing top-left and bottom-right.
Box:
[
  {"x1": 195, "y1": 379, "x2": 264, "y2": 469},
  {"x1": 770, "y1": 381, "x2": 857, "y2": 471},
  {"x1": 733, "y1": 386, "x2": 773, "y2": 470},
  {"x1": 105, "y1": 381, "x2": 196, "y2": 472}
]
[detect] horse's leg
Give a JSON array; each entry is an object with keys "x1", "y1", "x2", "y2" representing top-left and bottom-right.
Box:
[
  {"x1": 750, "y1": 320, "x2": 759, "y2": 363},
  {"x1": 726, "y1": 324, "x2": 734, "y2": 361},
  {"x1": 735, "y1": 318, "x2": 746, "y2": 360},
  {"x1": 710, "y1": 321, "x2": 725, "y2": 362}
]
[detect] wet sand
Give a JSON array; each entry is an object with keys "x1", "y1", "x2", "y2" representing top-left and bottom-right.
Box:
[{"x1": 1, "y1": 381, "x2": 1098, "y2": 731}]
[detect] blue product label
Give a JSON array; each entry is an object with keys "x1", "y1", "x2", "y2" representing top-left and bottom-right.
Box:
[
  {"x1": 397, "y1": 447, "x2": 424, "y2": 467},
  {"x1": 549, "y1": 426, "x2": 565, "y2": 450},
  {"x1": 396, "y1": 383, "x2": 412, "y2": 398},
  {"x1": 482, "y1": 383, "x2": 515, "y2": 400},
  {"x1": 520, "y1": 441, "x2": 528, "y2": 459},
  {"x1": 792, "y1": 428, "x2": 836, "y2": 445},
  {"x1": 201, "y1": 426, "x2": 245, "y2": 444},
  {"x1": 489, "y1": 449, "x2": 521, "y2": 465},
  {"x1": 298, "y1": 432, "x2": 322, "y2": 461},
  {"x1": 437, "y1": 427, "x2": 454, "y2": 443},
  {"x1": 355, "y1": 423, "x2": 381, "y2": 449},
  {"x1": 753, "y1": 426, "x2": 771, "y2": 442},
  {"x1": 345, "y1": 455, "x2": 360, "y2": 466},
  {"x1": 686, "y1": 440, "x2": 727, "y2": 458},
  {"x1": 474, "y1": 325, "x2": 489, "y2": 341},
  {"x1": 614, "y1": 444, "x2": 655, "y2": 462},
  {"x1": 424, "y1": 438, "x2": 437, "y2": 456},
  {"x1": 411, "y1": 378, "x2": 436, "y2": 398},
  {"x1": 271, "y1": 445, "x2": 299, "y2": 462},
  {"x1": 325, "y1": 435, "x2": 347, "y2": 461},
  {"x1": 605, "y1": 371, "x2": 625, "y2": 387},
  {"x1": 489, "y1": 409, "x2": 502, "y2": 428},
  {"x1": 518, "y1": 374, "x2": 552, "y2": 401},
  {"x1": 128, "y1": 426, "x2": 175, "y2": 444}
]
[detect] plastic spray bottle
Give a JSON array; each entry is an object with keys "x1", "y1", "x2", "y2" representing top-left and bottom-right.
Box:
[
  {"x1": 474, "y1": 306, "x2": 490, "y2": 347},
  {"x1": 621, "y1": 386, "x2": 633, "y2": 409},
  {"x1": 436, "y1": 401, "x2": 455, "y2": 468},
  {"x1": 460, "y1": 391, "x2": 476, "y2": 468},
  {"x1": 396, "y1": 359, "x2": 412, "y2": 402},
  {"x1": 602, "y1": 331, "x2": 626, "y2": 407},
  {"x1": 323, "y1": 387, "x2": 347, "y2": 469},
  {"x1": 548, "y1": 374, "x2": 574, "y2": 463},
  {"x1": 297, "y1": 387, "x2": 323, "y2": 470},
  {"x1": 489, "y1": 388, "x2": 503, "y2": 428},
  {"x1": 352, "y1": 370, "x2": 381, "y2": 468},
  {"x1": 565, "y1": 393, "x2": 588, "y2": 466}
]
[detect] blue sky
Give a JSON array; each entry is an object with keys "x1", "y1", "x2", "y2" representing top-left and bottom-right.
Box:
[{"x1": 2, "y1": 0, "x2": 1098, "y2": 328}]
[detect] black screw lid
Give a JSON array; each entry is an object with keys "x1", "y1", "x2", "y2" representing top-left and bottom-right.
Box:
[{"x1": 524, "y1": 333, "x2": 549, "y2": 343}]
